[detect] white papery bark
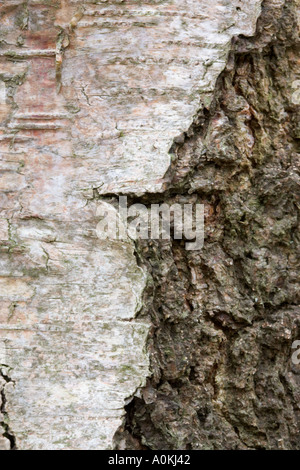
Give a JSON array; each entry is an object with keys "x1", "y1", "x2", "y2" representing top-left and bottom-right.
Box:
[{"x1": 0, "y1": 0, "x2": 261, "y2": 450}]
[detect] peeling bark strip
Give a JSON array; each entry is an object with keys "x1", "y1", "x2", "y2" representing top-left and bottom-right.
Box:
[
  {"x1": 2, "y1": 0, "x2": 297, "y2": 451},
  {"x1": 115, "y1": 0, "x2": 300, "y2": 451}
]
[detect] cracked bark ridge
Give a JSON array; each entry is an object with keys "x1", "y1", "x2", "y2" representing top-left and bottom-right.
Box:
[
  {"x1": 0, "y1": 0, "x2": 262, "y2": 450},
  {"x1": 0, "y1": 366, "x2": 16, "y2": 450},
  {"x1": 115, "y1": 0, "x2": 300, "y2": 450}
]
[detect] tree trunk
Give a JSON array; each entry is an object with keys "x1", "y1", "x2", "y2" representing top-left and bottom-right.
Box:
[{"x1": 0, "y1": 0, "x2": 299, "y2": 450}]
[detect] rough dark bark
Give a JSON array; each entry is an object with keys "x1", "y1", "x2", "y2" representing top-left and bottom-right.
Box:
[{"x1": 115, "y1": 0, "x2": 300, "y2": 450}]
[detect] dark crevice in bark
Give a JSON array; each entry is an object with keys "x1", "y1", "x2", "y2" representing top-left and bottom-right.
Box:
[
  {"x1": 0, "y1": 368, "x2": 17, "y2": 450},
  {"x1": 114, "y1": 0, "x2": 300, "y2": 450}
]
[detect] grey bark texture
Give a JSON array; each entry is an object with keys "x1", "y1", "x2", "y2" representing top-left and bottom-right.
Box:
[
  {"x1": 0, "y1": 0, "x2": 299, "y2": 450},
  {"x1": 115, "y1": 0, "x2": 300, "y2": 451}
]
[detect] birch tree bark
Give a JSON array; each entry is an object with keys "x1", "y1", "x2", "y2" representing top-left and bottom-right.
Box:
[{"x1": 0, "y1": 0, "x2": 299, "y2": 450}]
